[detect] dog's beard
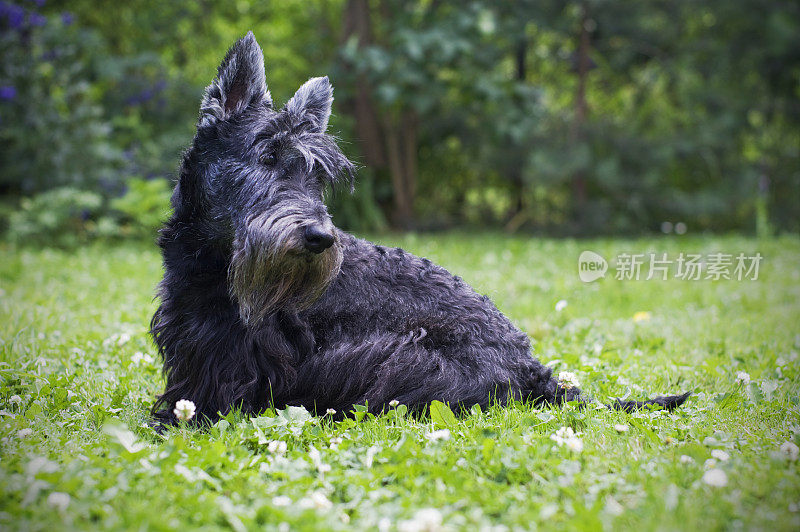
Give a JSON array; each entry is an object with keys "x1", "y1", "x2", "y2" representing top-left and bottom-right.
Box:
[{"x1": 229, "y1": 212, "x2": 342, "y2": 326}]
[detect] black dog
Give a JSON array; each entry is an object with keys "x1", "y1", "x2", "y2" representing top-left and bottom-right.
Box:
[{"x1": 151, "y1": 33, "x2": 689, "y2": 426}]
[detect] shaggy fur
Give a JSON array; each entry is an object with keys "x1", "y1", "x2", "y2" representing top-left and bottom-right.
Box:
[{"x1": 151, "y1": 33, "x2": 690, "y2": 426}]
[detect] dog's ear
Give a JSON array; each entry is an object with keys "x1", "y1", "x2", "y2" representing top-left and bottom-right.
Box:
[
  {"x1": 199, "y1": 31, "x2": 272, "y2": 127},
  {"x1": 285, "y1": 76, "x2": 333, "y2": 133}
]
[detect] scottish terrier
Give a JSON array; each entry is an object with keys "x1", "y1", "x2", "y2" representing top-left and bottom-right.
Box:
[{"x1": 151, "y1": 32, "x2": 689, "y2": 426}]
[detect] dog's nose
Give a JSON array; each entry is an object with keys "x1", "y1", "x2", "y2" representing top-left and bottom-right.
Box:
[{"x1": 303, "y1": 225, "x2": 335, "y2": 254}]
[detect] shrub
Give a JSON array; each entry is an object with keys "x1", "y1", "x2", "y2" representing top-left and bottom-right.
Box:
[
  {"x1": 110, "y1": 178, "x2": 172, "y2": 239},
  {"x1": 6, "y1": 187, "x2": 116, "y2": 246}
]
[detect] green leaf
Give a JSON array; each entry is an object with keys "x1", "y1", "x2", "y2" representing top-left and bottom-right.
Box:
[
  {"x1": 746, "y1": 382, "x2": 763, "y2": 404},
  {"x1": 429, "y1": 400, "x2": 457, "y2": 428},
  {"x1": 103, "y1": 421, "x2": 146, "y2": 454},
  {"x1": 279, "y1": 405, "x2": 313, "y2": 425}
]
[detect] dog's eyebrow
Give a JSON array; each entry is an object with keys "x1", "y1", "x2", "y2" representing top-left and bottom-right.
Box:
[{"x1": 253, "y1": 130, "x2": 273, "y2": 145}]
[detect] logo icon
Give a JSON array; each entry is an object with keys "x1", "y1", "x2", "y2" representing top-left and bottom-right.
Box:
[{"x1": 578, "y1": 250, "x2": 607, "y2": 282}]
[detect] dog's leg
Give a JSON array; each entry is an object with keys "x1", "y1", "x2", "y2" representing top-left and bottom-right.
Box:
[
  {"x1": 151, "y1": 305, "x2": 300, "y2": 427},
  {"x1": 290, "y1": 330, "x2": 582, "y2": 414}
]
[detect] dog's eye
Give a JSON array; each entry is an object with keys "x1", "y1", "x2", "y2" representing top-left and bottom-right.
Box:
[{"x1": 260, "y1": 151, "x2": 277, "y2": 167}]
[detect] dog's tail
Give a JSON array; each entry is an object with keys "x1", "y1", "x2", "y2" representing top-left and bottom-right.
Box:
[{"x1": 608, "y1": 391, "x2": 691, "y2": 412}]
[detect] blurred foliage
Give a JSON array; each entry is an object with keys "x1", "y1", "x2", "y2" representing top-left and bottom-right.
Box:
[
  {"x1": 0, "y1": 7, "x2": 121, "y2": 195},
  {"x1": 7, "y1": 187, "x2": 109, "y2": 246},
  {"x1": 110, "y1": 177, "x2": 173, "y2": 238},
  {"x1": 7, "y1": 179, "x2": 172, "y2": 246},
  {"x1": 0, "y1": 0, "x2": 798, "y2": 240}
]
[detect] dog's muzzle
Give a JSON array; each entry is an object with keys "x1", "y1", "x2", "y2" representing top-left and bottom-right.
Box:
[{"x1": 228, "y1": 212, "x2": 343, "y2": 325}]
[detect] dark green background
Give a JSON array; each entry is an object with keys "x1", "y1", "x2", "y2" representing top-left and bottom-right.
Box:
[{"x1": 1, "y1": 0, "x2": 798, "y2": 239}]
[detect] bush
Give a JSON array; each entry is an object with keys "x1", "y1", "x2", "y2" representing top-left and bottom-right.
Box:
[
  {"x1": 110, "y1": 178, "x2": 172, "y2": 239},
  {"x1": 7, "y1": 187, "x2": 115, "y2": 246},
  {"x1": 5, "y1": 177, "x2": 173, "y2": 246},
  {"x1": 0, "y1": 8, "x2": 123, "y2": 195}
]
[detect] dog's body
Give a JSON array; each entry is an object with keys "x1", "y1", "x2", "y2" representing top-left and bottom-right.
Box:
[
  {"x1": 151, "y1": 33, "x2": 688, "y2": 425},
  {"x1": 283, "y1": 231, "x2": 560, "y2": 414}
]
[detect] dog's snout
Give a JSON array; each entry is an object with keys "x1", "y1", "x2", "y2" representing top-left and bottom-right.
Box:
[{"x1": 303, "y1": 225, "x2": 335, "y2": 254}]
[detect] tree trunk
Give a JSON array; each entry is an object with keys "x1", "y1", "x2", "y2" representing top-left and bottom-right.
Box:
[
  {"x1": 384, "y1": 117, "x2": 406, "y2": 222},
  {"x1": 512, "y1": 37, "x2": 527, "y2": 217},
  {"x1": 341, "y1": 0, "x2": 419, "y2": 228},
  {"x1": 401, "y1": 110, "x2": 418, "y2": 214},
  {"x1": 342, "y1": 0, "x2": 386, "y2": 168},
  {"x1": 571, "y1": 1, "x2": 591, "y2": 225},
  {"x1": 382, "y1": 112, "x2": 418, "y2": 228}
]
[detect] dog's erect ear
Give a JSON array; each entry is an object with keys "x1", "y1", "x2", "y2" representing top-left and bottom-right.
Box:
[
  {"x1": 199, "y1": 31, "x2": 271, "y2": 127},
  {"x1": 284, "y1": 76, "x2": 333, "y2": 133}
]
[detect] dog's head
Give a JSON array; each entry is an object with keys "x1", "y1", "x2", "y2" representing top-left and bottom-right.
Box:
[{"x1": 181, "y1": 32, "x2": 354, "y2": 325}]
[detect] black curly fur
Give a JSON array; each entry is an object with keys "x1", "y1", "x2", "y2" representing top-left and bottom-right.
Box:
[{"x1": 150, "y1": 33, "x2": 690, "y2": 426}]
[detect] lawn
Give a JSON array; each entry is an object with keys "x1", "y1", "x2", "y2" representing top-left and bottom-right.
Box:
[{"x1": 1, "y1": 233, "x2": 799, "y2": 531}]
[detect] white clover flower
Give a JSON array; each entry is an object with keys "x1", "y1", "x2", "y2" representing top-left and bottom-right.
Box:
[
  {"x1": 557, "y1": 371, "x2": 580, "y2": 390},
  {"x1": 308, "y1": 446, "x2": 331, "y2": 473},
  {"x1": 173, "y1": 399, "x2": 196, "y2": 422},
  {"x1": 17, "y1": 428, "x2": 33, "y2": 438},
  {"x1": 267, "y1": 440, "x2": 287, "y2": 454},
  {"x1": 735, "y1": 371, "x2": 751, "y2": 386},
  {"x1": 117, "y1": 333, "x2": 131, "y2": 346},
  {"x1": 47, "y1": 492, "x2": 70, "y2": 511},
  {"x1": 308, "y1": 446, "x2": 321, "y2": 463},
  {"x1": 131, "y1": 352, "x2": 154, "y2": 365},
  {"x1": 711, "y1": 449, "x2": 730, "y2": 462},
  {"x1": 325, "y1": 408, "x2": 336, "y2": 415},
  {"x1": 329, "y1": 437, "x2": 343, "y2": 450},
  {"x1": 425, "y1": 429, "x2": 451, "y2": 442},
  {"x1": 550, "y1": 426, "x2": 583, "y2": 452},
  {"x1": 8, "y1": 395, "x2": 22, "y2": 405},
  {"x1": 679, "y1": 455, "x2": 694, "y2": 464},
  {"x1": 780, "y1": 441, "x2": 799, "y2": 461},
  {"x1": 551, "y1": 426, "x2": 576, "y2": 443},
  {"x1": 760, "y1": 380, "x2": 779, "y2": 396},
  {"x1": 704, "y1": 458, "x2": 717, "y2": 470},
  {"x1": 299, "y1": 490, "x2": 333, "y2": 510},
  {"x1": 614, "y1": 424, "x2": 629, "y2": 433},
  {"x1": 565, "y1": 437, "x2": 584, "y2": 453},
  {"x1": 389, "y1": 399, "x2": 400, "y2": 408},
  {"x1": 604, "y1": 496, "x2": 624, "y2": 516},
  {"x1": 272, "y1": 495, "x2": 292, "y2": 507},
  {"x1": 27, "y1": 456, "x2": 59, "y2": 476},
  {"x1": 702, "y1": 468, "x2": 728, "y2": 487},
  {"x1": 365, "y1": 445, "x2": 379, "y2": 468},
  {"x1": 398, "y1": 508, "x2": 443, "y2": 532},
  {"x1": 555, "y1": 300, "x2": 568, "y2": 312}
]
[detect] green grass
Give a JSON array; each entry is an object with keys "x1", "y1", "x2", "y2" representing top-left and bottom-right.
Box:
[{"x1": 1, "y1": 233, "x2": 799, "y2": 531}]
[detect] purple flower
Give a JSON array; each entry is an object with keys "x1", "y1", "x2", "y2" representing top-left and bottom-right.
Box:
[
  {"x1": 40, "y1": 49, "x2": 57, "y2": 61},
  {"x1": 0, "y1": 86, "x2": 17, "y2": 101},
  {"x1": 29, "y1": 0, "x2": 45, "y2": 6},
  {"x1": 0, "y1": 2, "x2": 26, "y2": 29},
  {"x1": 124, "y1": 81, "x2": 168, "y2": 106},
  {"x1": 28, "y1": 11, "x2": 45, "y2": 26},
  {"x1": 60, "y1": 11, "x2": 72, "y2": 25}
]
